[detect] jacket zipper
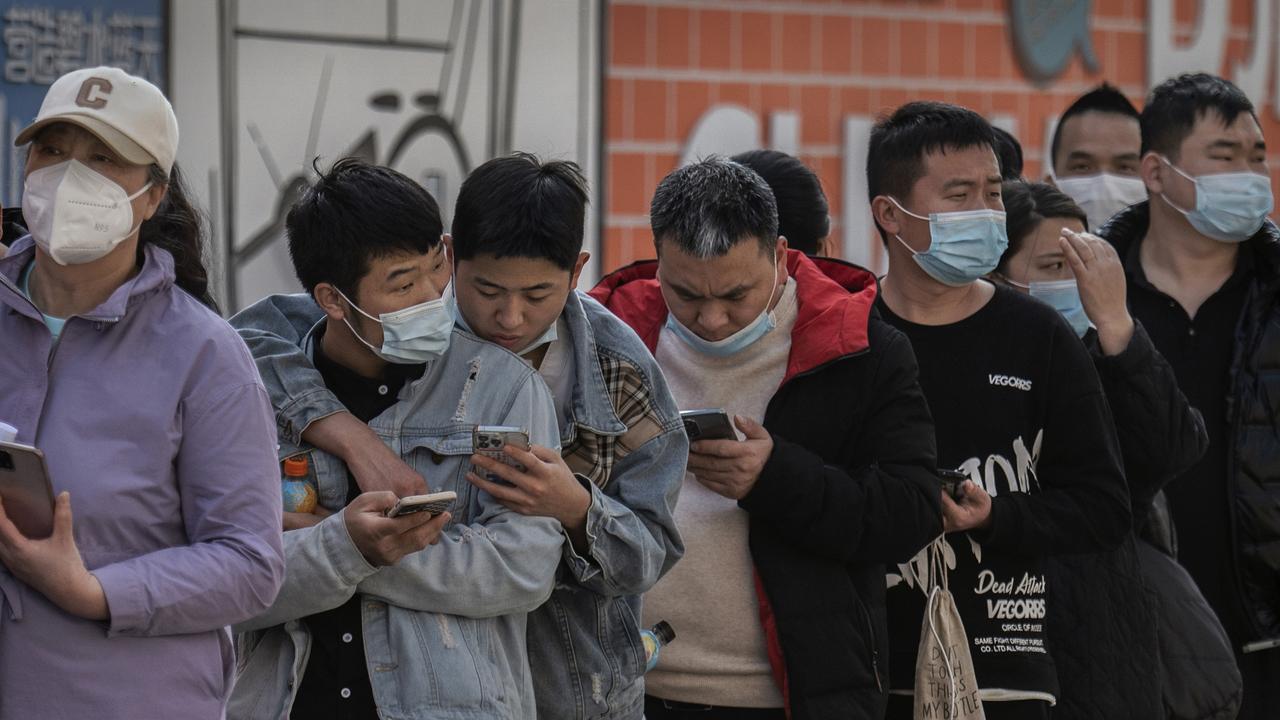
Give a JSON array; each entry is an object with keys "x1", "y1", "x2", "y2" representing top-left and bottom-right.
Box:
[{"x1": 860, "y1": 598, "x2": 883, "y2": 692}]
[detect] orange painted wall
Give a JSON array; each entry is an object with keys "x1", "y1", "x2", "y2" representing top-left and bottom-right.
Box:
[{"x1": 602, "y1": 0, "x2": 1280, "y2": 272}]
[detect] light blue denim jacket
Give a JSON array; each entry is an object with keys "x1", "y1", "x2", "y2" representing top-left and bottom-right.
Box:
[
  {"x1": 227, "y1": 294, "x2": 564, "y2": 720},
  {"x1": 235, "y1": 290, "x2": 686, "y2": 719}
]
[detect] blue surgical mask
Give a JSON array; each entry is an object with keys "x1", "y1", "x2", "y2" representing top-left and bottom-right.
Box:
[
  {"x1": 889, "y1": 198, "x2": 1009, "y2": 286},
  {"x1": 664, "y1": 258, "x2": 782, "y2": 357},
  {"x1": 1159, "y1": 156, "x2": 1274, "y2": 243},
  {"x1": 338, "y1": 282, "x2": 456, "y2": 364},
  {"x1": 1021, "y1": 278, "x2": 1093, "y2": 337}
]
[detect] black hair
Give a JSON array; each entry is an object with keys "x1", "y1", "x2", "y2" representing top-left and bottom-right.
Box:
[
  {"x1": 996, "y1": 180, "x2": 1088, "y2": 274},
  {"x1": 1050, "y1": 83, "x2": 1140, "y2": 171},
  {"x1": 450, "y1": 153, "x2": 588, "y2": 271},
  {"x1": 732, "y1": 149, "x2": 829, "y2": 255},
  {"x1": 286, "y1": 157, "x2": 443, "y2": 299},
  {"x1": 650, "y1": 156, "x2": 778, "y2": 257},
  {"x1": 866, "y1": 101, "x2": 997, "y2": 241},
  {"x1": 137, "y1": 162, "x2": 218, "y2": 311},
  {"x1": 992, "y1": 126, "x2": 1025, "y2": 181},
  {"x1": 1141, "y1": 73, "x2": 1256, "y2": 158}
]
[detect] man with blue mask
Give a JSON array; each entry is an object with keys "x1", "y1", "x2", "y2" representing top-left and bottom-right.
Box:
[
  {"x1": 1096, "y1": 73, "x2": 1280, "y2": 719},
  {"x1": 592, "y1": 157, "x2": 943, "y2": 720},
  {"x1": 870, "y1": 102, "x2": 1130, "y2": 720},
  {"x1": 231, "y1": 154, "x2": 687, "y2": 720},
  {"x1": 227, "y1": 158, "x2": 564, "y2": 719}
]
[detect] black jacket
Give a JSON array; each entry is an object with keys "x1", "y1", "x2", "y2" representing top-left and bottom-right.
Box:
[
  {"x1": 591, "y1": 252, "x2": 943, "y2": 719},
  {"x1": 1047, "y1": 321, "x2": 1210, "y2": 720},
  {"x1": 1099, "y1": 203, "x2": 1280, "y2": 645},
  {"x1": 1, "y1": 208, "x2": 26, "y2": 249}
]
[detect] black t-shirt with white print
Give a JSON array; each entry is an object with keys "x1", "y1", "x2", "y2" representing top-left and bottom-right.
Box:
[{"x1": 878, "y1": 284, "x2": 1129, "y2": 702}]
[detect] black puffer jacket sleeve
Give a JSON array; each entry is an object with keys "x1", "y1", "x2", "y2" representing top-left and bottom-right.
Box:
[
  {"x1": 1089, "y1": 321, "x2": 1209, "y2": 525},
  {"x1": 741, "y1": 323, "x2": 943, "y2": 565}
]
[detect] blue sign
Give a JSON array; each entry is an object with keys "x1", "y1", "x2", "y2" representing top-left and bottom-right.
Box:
[
  {"x1": 1009, "y1": 0, "x2": 1097, "y2": 84},
  {"x1": 0, "y1": 0, "x2": 166, "y2": 208}
]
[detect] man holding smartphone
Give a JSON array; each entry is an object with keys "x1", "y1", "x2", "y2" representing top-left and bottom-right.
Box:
[
  {"x1": 591, "y1": 157, "x2": 943, "y2": 720},
  {"x1": 227, "y1": 159, "x2": 564, "y2": 719},
  {"x1": 232, "y1": 154, "x2": 686, "y2": 719},
  {"x1": 867, "y1": 102, "x2": 1130, "y2": 720}
]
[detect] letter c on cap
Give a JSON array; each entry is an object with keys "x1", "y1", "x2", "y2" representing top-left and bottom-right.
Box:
[{"x1": 75, "y1": 78, "x2": 112, "y2": 109}]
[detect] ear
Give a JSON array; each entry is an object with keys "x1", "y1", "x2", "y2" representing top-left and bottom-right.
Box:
[
  {"x1": 568, "y1": 251, "x2": 590, "y2": 290},
  {"x1": 1140, "y1": 152, "x2": 1165, "y2": 195},
  {"x1": 441, "y1": 233, "x2": 453, "y2": 263},
  {"x1": 140, "y1": 183, "x2": 167, "y2": 222},
  {"x1": 313, "y1": 283, "x2": 348, "y2": 323},
  {"x1": 774, "y1": 237, "x2": 790, "y2": 282},
  {"x1": 871, "y1": 196, "x2": 903, "y2": 238}
]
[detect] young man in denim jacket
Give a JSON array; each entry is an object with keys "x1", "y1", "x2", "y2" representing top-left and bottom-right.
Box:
[
  {"x1": 235, "y1": 155, "x2": 687, "y2": 719},
  {"x1": 228, "y1": 159, "x2": 564, "y2": 719}
]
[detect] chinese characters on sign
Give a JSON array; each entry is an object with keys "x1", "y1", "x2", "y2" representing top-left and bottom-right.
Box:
[{"x1": 0, "y1": 1, "x2": 165, "y2": 207}]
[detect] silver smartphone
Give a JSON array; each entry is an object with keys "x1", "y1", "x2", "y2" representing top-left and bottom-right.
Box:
[
  {"x1": 385, "y1": 490, "x2": 457, "y2": 518},
  {"x1": 0, "y1": 440, "x2": 55, "y2": 538},
  {"x1": 473, "y1": 426, "x2": 530, "y2": 484},
  {"x1": 680, "y1": 409, "x2": 737, "y2": 441}
]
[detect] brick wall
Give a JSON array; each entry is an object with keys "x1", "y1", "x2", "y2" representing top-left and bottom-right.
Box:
[{"x1": 602, "y1": 0, "x2": 1280, "y2": 273}]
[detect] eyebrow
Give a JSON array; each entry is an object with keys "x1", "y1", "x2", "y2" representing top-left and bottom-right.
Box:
[
  {"x1": 474, "y1": 275, "x2": 555, "y2": 292},
  {"x1": 1065, "y1": 150, "x2": 1097, "y2": 162},
  {"x1": 940, "y1": 178, "x2": 977, "y2": 192},
  {"x1": 668, "y1": 279, "x2": 752, "y2": 299},
  {"x1": 385, "y1": 266, "x2": 419, "y2": 283}
]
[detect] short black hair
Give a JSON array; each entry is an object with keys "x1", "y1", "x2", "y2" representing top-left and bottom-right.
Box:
[
  {"x1": 1050, "y1": 83, "x2": 1140, "y2": 171},
  {"x1": 996, "y1": 180, "x2": 1087, "y2": 274},
  {"x1": 867, "y1": 101, "x2": 997, "y2": 240},
  {"x1": 287, "y1": 157, "x2": 443, "y2": 298},
  {"x1": 650, "y1": 156, "x2": 778, "y2": 257},
  {"x1": 1141, "y1": 73, "x2": 1256, "y2": 158},
  {"x1": 992, "y1": 126, "x2": 1024, "y2": 181},
  {"x1": 732, "y1": 149, "x2": 829, "y2": 255},
  {"x1": 451, "y1": 152, "x2": 588, "y2": 271}
]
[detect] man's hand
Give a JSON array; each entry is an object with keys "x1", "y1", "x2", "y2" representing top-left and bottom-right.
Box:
[
  {"x1": 0, "y1": 492, "x2": 108, "y2": 620},
  {"x1": 686, "y1": 415, "x2": 773, "y2": 500},
  {"x1": 303, "y1": 412, "x2": 428, "y2": 498},
  {"x1": 1060, "y1": 229, "x2": 1134, "y2": 356},
  {"x1": 342, "y1": 491, "x2": 449, "y2": 567},
  {"x1": 941, "y1": 481, "x2": 993, "y2": 534},
  {"x1": 466, "y1": 445, "x2": 592, "y2": 549},
  {"x1": 284, "y1": 505, "x2": 333, "y2": 531}
]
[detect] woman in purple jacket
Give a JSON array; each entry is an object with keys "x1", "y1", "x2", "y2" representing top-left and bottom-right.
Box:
[{"x1": 0, "y1": 67, "x2": 284, "y2": 718}]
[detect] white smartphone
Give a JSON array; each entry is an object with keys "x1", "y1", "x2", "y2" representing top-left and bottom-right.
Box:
[
  {"x1": 0, "y1": 440, "x2": 55, "y2": 538},
  {"x1": 473, "y1": 425, "x2": 530, "y2": 484},
  {"x1": 385, "y1": 490, "x2": 457, "y2": 518}
]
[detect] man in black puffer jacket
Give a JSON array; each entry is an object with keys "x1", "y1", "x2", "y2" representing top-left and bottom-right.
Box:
[{"x1": 1096, "y1": 73, "x2": 1280, "y2": 719}]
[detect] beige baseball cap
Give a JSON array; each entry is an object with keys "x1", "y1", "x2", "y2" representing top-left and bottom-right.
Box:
[{"x1": 14, "y1": 66, "x2": 178, "y2": 174}]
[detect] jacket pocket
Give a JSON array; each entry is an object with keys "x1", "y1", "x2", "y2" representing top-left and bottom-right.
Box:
[{"x1": 402, "y1": 429, "x2": 479, "y2": 520}]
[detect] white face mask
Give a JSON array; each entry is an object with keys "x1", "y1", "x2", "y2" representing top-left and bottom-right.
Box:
[
  {"x1": 22, "y1": 159, "x2": 153, "y2": 265},
  {"x1": 1053, "y1": 172, "x2": 1147, "y2": 231}
]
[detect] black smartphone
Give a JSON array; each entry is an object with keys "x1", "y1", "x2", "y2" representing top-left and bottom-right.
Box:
[
  {"x1": 680, "y1": 409, "x2": 737, "y2": 441},
  {"x1": 938, "y1": 469, "x2": 967, "y2": 501}
]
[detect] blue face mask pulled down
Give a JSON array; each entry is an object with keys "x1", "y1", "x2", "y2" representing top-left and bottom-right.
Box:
[
  {"x1": 1021, "y1": 278, "x2": 1093, "y2": 338},
  {"x1": 1159, "y1": 156, "x2": 1274, "y2": 243},
  {"x1": 889, "y1": 198, "x2": 1009, "y2": 287},
  {"x1": 665, "y1": 258, "x2": 782, "y2": 357},
  {"x1": 338, "y1": 282, "x2": 456, "y2": 364}
]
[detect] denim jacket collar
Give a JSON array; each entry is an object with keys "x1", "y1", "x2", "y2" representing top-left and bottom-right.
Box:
[{"x1": 557, "y1": 290, "x2": 628, "y2": 438}]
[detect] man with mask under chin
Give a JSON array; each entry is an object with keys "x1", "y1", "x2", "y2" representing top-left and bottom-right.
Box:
[
  {"x1": 591, "y1": 157, "x2": 943, "y2": 720},
  {"x1": 1046, "y1": 83, "x2": 1147, "y2": 232},
  {"x1": 1095, "y1": 72, "x2": 1280, "y2": 719}
]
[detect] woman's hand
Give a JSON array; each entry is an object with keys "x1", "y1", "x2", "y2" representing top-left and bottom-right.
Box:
[
  {"x1": 1061, "y1": 229, "x2": 1135, "y2": 355},
  {"x1": 0, "y1": 492, "x2": 109, "y2": 621}
]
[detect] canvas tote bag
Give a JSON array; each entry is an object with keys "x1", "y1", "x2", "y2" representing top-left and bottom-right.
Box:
[{"x1": 914, "y1": 537, "x2": 985, "y2": 720}]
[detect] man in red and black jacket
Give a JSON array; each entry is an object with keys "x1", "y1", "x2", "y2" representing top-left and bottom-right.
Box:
[{"x1": 590, "y1": 157, "x2": 942, "y2": 720}]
